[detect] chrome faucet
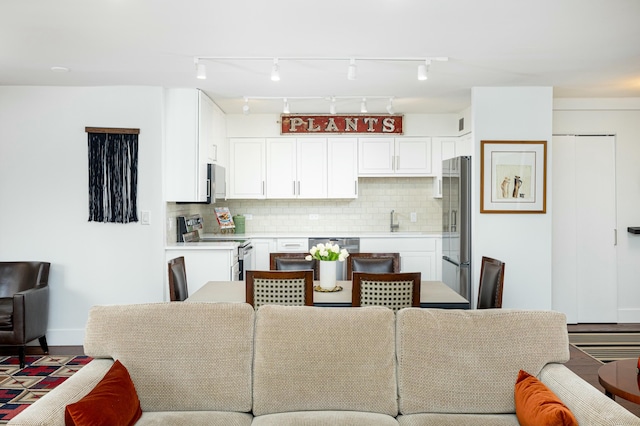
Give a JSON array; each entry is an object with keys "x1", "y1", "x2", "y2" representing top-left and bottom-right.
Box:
[{"x1": 390, "y1": 210, "x2": 400, "y2": 232}]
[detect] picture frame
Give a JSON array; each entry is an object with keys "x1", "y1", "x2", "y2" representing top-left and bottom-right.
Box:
[{"x1": 480, "y1": 140, "x2": 547, "y2": 214}]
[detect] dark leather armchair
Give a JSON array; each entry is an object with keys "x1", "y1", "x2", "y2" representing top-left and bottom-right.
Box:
[{"x1": 0, "y1": 262, "x2": 50, "y2": 368}]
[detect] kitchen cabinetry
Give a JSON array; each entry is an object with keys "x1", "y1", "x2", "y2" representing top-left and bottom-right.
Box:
[
  {"x1": 266, "y1": 138, "x2": 327, "y2": 198},
  {"x1": 359, "y1": 236, "x2": 441, "y2": 281},
  {"x1": 358, "y1": 137, "x2": 432, "y2": 176},
  {"x1": 328, "y1": 138, "x2": 358, "y2": 198},
  {"x1": 165, "y1": 248, "x2": 238, "y2": 295},
  {"x1": 165, "y1": 88, "x2": 217, "y2": 202},
  {"x1": 228, "y1": 138, "x2": 266, "y2": 199},
  {"x1": 252, "y1": 238, "x2": 277, "y2": 270},
  {"x1": 432, "y1": 134, "x2": 473, "y2": 198}
]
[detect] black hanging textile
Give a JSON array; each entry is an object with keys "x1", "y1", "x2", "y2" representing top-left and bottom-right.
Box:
[{"x1": 88, "y1": 133, "x2": 138, "y2": 223}]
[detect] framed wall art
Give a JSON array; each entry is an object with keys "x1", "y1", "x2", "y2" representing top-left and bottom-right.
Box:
[{"x1": 480, "y1": 140, "x2": 547, "y2": 214}]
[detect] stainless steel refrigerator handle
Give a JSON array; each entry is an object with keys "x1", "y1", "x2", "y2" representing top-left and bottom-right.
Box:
[{"x1": 443, "y1": 256, "x2": 460, "y2": 266}]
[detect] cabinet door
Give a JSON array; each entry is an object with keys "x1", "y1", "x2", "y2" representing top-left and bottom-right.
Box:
[
  {"x1": 297, "y1": 138, "x2": 327, "y2": 198},
  {"x1": 400, "y1": 251, "x2": 436, "y2": 280},
  {"x1": 395, "y1": 137, "x2": 432, "y2": 175},
  {"x1": 328, "y1": 138, "x2": 358, "y2": 198},
  {"x1": 456, "y1": 133, "x2": 473, "y2": 157},
  {"x1": 165, "y1": 88, "x2": 200, "y2": 202},
  {"x1": 198, "y1": 91, "x2": 215, "y2": 200},
  {"x1": 266, "y1": 138, "x2": 297, "y2": 198},
  {"x1": 228, "y1": 138, "x2": 266, "y2": 199},
  {"x1": 252, "y1": 239, "x2": 276, "y2": 271},
  {"x1": 358, "y1": 138, "x2": 394, "y2": 175}
]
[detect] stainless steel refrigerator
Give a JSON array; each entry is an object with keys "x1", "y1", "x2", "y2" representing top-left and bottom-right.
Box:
[{"x1": 442, "y1": 156, "x2": 472, "y2": 301}]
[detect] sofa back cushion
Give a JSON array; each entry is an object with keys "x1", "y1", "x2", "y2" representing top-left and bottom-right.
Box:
[
  {"x1": 396, "y1": 309, "x2": 569, "y2": 415},
  {"x1": 253, "y1": 305, "x2": 398, "y2": 417},
  {"x1": 83, "y1": 302, "x2": 254, "y2": 413}
]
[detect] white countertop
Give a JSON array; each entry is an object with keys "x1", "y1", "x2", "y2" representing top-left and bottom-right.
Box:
[{"x1": 166, "y1": 241, "x2": 240, "y2": 250}]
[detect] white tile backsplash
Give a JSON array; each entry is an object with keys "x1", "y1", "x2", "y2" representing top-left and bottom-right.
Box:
[{"x1": 167, "y1": 177, "x2": 442, "y2": 241}]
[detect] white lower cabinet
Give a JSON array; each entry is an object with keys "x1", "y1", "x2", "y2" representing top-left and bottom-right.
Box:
[
  {"x1": 252, "y1": 239, "x2": 276, "y2": 271},
  {"x1": 165, "y1": 249, "x2": 238, "y2": 297},
  {"x1": 359, "y1": 237, "x2": 441, "y2": 280}
]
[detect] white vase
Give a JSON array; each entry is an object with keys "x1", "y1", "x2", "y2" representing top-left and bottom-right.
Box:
[{"x1": 319, "y1": 261, "x2": 337, "y2": 290}]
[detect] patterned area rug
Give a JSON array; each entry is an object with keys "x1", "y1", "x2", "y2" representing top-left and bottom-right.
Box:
[
  {"x1": 0, "y1": 355, "x2": 91, "y2": 424},
  {"x1": 569, "y1": 332, "x2": 640, "y2": 363}
]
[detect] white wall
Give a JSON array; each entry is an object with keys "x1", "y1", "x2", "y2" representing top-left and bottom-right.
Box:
[
  {"x1": 553, "y1": 98, "x2": 640, "y2": 322},
  {"x1": 0, "y1": 86, "x2": 166, "y2": 344},
  {"x1": 471, "y1": 87, "x2": 554, "y2": 309}
]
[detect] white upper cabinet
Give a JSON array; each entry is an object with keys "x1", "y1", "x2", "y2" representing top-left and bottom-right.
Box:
[
  {"x1": 165, "y1": 88, "x2": 216, "y2": 202},
  {"x1": 432, "y1": 134, "x2": 473, "y2": 198},
  {"x1": 228, "y1": 138, "x2": 266, "y2": 199},
  {"x1": 266, "y1": 138, "x2": 327, "y2": 199},
  {"x1": 358, "y1": 137, "x2": 432, "y2": 176},
  {"x1": 328, "y1": 138, "x2": 358, "y2": 198}
]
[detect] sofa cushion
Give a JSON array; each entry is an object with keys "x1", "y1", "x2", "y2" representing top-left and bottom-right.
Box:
[
  {"x1": 64, "y1": 360, "x2": 141, "y2": 426},
  {"x1": 252, "y1": 411, "x2": 399, "y2": 426},
  {"x1": 396, "y1": 309, "x2": 569, "y2": 415},
  {"x1": 135, "y1": 411, "x2": 253, "y2": 426},
  {"x1": 515, "y1": 369, "x2": 578, "y2": 426},
  {"x1": 252, "y1": 305, "x2": 397, "y2": 417},
  {"x1": 397, "y1": 413, "x2": 520, "y2": 425},
  {"x1": 83, "y1": 303, "x2": 254, "y2": 413}
]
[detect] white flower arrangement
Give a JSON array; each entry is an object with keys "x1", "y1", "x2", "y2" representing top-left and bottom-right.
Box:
[{"x1": 306, "y1": 242, "x2": 350, "y2": 262}]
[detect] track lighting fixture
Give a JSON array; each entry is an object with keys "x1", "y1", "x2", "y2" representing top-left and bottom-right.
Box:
[
  {"x1": 360, "y1": 98, "x2": 367, "y2": 113},
  {"x1": 195, "y1": 59, "x2": 206, "y2": 80},
  {"x1": 386, "y1": 98, "x2": 394, "y2": 114},
  {"x1": 242, "y1": 97, "x2": 250, "y2": 115},
  {"x1": 282, "y1": 98, "x2": 290, "y2": 114},
  {"x1": 241, "y1": 95, "x2": 399, "y2": 114},
  {"x1": 417, "y1": 59, "x2": 431, "y2": 81},
  {"x1": 270, "y1": 58, "x2": 280, "y2": 82},
  {"x1": 347, "y1": 58, "x2": 357, "y2": 81}
]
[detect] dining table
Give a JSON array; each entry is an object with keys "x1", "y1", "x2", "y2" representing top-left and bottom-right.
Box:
[{"x1": 186, "y1": 280, "x2": 470, "y2": 309}]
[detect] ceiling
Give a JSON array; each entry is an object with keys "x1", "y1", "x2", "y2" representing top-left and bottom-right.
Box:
[{"x1": 2, "y1": 0, "x2": 639, "y2": 115}]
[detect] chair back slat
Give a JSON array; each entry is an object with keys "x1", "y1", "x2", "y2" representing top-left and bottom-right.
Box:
[
  {"x1": 352, "y1": 272, "x2": 421, "y2": 311},
  {"x1": 246, "y1": 270, "x2": 314, "y2": 308}
]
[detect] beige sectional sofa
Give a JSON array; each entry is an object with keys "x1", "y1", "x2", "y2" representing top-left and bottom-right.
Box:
[{"x1": 9, "y1": 303, "x2": 640, "y2": 425}]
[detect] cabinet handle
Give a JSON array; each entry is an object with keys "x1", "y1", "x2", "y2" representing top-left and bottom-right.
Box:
[
  {"x1": 354, "y1": 181, "x2": 358, "y2": 195},
  {"x1": 262, "y1": 181, "x2": 265, "y2": 195},
  {"x1": 293, "y1": 181, "x2": 296, "y2": 195},
  {"x1": 207, "y1": 179, "x2": 211, "y2": 197},
  {"x1": 297, "y1": 181, "x2": 300, "y2": 195},
  {"x1": 396, "y1": 155, "x2": 400, "y2": 170}
]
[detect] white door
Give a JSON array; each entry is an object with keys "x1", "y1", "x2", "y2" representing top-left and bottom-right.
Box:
[
  {"x1": 358, "y1": 138, "x2": 394, "y2": 175},
  {"x1": 297, "y1": 138, "x2": 327, "y2": 198},
  {"x1": 552, "y1": 135, "x2": 617, "y2": 323},
  {"x1": 395, "y1": 137, "x2": 432, "y2": 175}
]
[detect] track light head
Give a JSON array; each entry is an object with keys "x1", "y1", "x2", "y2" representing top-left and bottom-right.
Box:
[
  {"x1": 282, "y1": 98, "x2": 290, "y2": 114},
  {"x1": 386, "y1": 98, "x2": 394, "y2": 114},
  {"x1": 347, "y1": 58, "x2": 357, "y2": 81},
  {"x1": 417, "y1": 59, "x2": 431, "y2": 81},
  {"x1": 329, "y1": 97, "x2": 336, "y2": 114},
  {"x1": 360, "y1": 98, "x2": 367, "y2": 113},
  {"x1": 271, "y1": 58, "x2": 280, "y2": 81},
  {"x1": 242, "y1": 97, "x2": 250, "y2": 115},
  {"x1": 195, "y1": 58, "x2": 206, "y2": 80}
]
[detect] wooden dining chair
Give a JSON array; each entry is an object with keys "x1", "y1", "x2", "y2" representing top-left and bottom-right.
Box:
[
  {"x1": 477, "y1": 256, "x2": 505, "y2": 309},
  {"x1": 346, "y1": 253, "x2": 400, "y2": 280},
  {"x1": 269, "y1": 252, "x2": 319, "y2": 280},
  {"x1": 352, "y1": 272, "x2": 421, "y2": 312},
  {"x1": 168, "y1": 256, "x2": 189, "y2": 301},
  {"x1": 246, "y1": 270, "x2": 314, "y2": 308}
]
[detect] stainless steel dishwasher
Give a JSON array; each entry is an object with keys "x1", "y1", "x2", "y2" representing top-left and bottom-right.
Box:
[{"x1": 308, "y1": 237, "x2": 360, "y2": 280}]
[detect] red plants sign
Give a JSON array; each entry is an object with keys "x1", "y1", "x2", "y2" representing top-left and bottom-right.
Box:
[{"x1": 281, "y1": 114, "x2": 403, "y2": 134}]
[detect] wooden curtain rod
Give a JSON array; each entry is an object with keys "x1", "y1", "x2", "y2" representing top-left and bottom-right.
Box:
[{"x1": 85, "y1": 127, "x2": 140, "y2": 135}]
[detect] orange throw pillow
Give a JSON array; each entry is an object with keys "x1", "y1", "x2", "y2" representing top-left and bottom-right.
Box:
[
  {"x1": 515, "y1": 369, "x2": 578, "y2": 426},
  {"x1": 65, "y1": 360, "x2": 142, "y2": 426}
]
